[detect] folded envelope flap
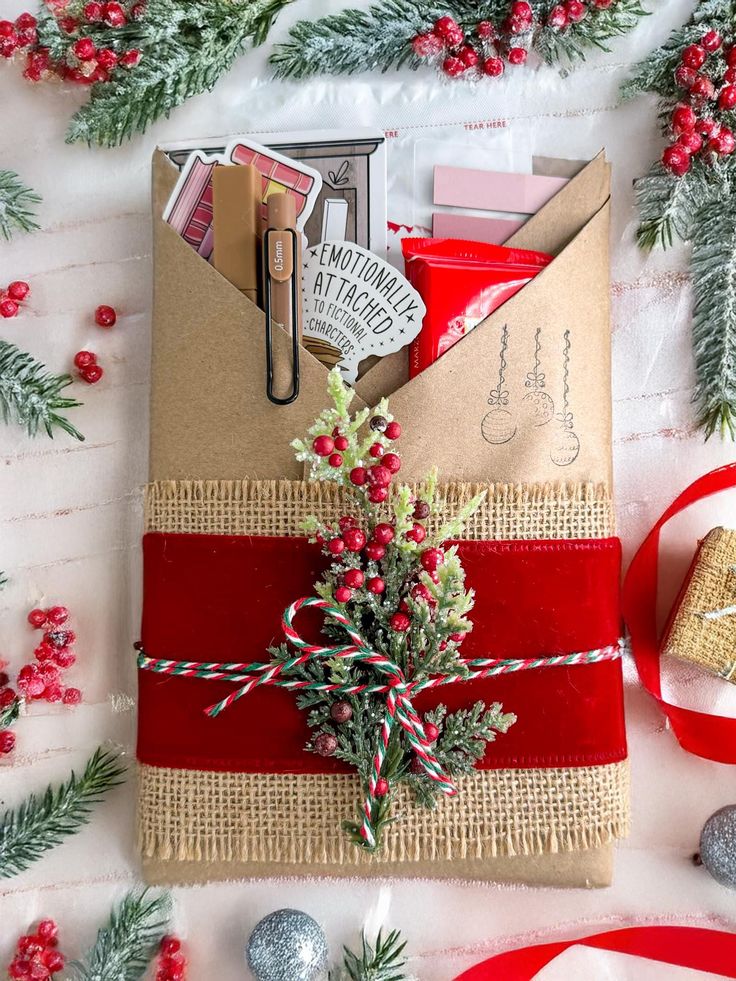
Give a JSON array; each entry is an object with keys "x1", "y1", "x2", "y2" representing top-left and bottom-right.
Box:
[{"x1": 150, "y1": 151, "x2": 366, "y2": 481}]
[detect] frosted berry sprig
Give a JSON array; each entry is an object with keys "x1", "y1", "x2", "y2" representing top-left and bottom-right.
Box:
[
  {"x1": 410, "y1": 1, "x2": 618, "y2": 80},
  {"x1": 0, "y1": 3, "x2": 142, "y2": 84},
  {"x1": 0, "y1": 281, "x2": 31, "y2": 320},
  {"x1": 155, "y1": 936, "x2": 187, "y2": 981},
  {"x1": 662, "y1": 31, "x2": 736, "y2": 176},
  {"x1": 7, "y1": 918, "x2": 65, "y2": 980}
]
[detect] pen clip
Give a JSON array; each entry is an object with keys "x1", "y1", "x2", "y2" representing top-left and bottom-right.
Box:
[{"x1": 264, "y1": 227, "x2": 300, "y2": 406}]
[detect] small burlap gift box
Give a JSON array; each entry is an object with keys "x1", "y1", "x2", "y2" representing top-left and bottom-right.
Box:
[{"x1": 662, "y1": 527, "x2": 736, "y2": 683}]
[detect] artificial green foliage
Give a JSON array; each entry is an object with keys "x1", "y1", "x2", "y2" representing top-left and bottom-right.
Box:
[
  {"x1": 66, "y1": 889, "x2": 171, "y2": 981},
  {"x1": 0, "y1": 748, "x2": 125, "y2": 879},
  {"x1": 287, "y1": 369, "x2": 514, "y2": 851},
  {"x1": 270, "y1": 0, "x2": 647, "y2": 79},
  {"x1": 0, "y1": 340, "x2": 83, "y2": 441},
  {"x1": 624, "y1": 0, "x2": 736, "y2": 438},
  {"x1": 0, "y1": 170, "x2": 41, "y2": 240},
  {"x1": 34, "y1": 0, "x2": 292, "y2": 146},
  {"x1": 337, "y1": 929, "x2": 410, "y2": 981}
]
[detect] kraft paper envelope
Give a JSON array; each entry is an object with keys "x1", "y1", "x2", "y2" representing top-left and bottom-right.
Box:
[{"x1": 143, "y1": 150, "x2": 620, "y2": 888}]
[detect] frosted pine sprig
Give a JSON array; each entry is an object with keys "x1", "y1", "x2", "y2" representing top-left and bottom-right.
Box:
[{"x1": 0, "y1": 170, "x2": 41, "y2": 241}]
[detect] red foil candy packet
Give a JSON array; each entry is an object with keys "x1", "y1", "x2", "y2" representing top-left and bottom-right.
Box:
[{"x1": 402, "y1": 237, "x2": 553, "y2": 378}]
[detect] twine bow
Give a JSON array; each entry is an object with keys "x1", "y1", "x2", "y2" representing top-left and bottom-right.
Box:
[{"x1": 137, "y1": 597, "x2": 623, "y2": 848}]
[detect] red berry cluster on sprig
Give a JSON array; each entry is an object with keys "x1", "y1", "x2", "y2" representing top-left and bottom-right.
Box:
[
  {"x1": 0, "y1": 604, "x2": 82, "y2": 757},
  {"x1": 411, "y1": 0, "x2": 616, "y2": 80},
  {"x1": 0, "y1": 281, "x2": 31, "y2": 320},
  {"x1": 662, "y1": 30, "x2": 736, "y2": 176},
  {"x1": 7, "y1": 918, "x2": 65, "y2": 980},
  {"x1": 155, "y1": 935, "x2": 188, "y2": 981},
  {"x1": 0, "y1": 2, "x2": 142, "y2": 83}
]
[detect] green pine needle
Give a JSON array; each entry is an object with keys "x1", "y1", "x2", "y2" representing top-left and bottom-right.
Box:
[
  {"x1": 63, "y1": 0, "x2": 292, "y2": 147},
  {"x1": 0, "y1": 695, "x2": 20, "y2": 731},
  {"x1": 0, "y1": 339, "x2": 84, "y2": 441},
  {"x1": 66, "y1": 889, "x2": 172, "y2": 981},
  {"x1": 0, "y1": 170, "x2": 41, "y2": 241},
  {"x1": 0, "y1": 747, "x2": 126, "y2": 879},
  {"x1": 339, "y1": 929, "x2": 409, "y2": 981}
]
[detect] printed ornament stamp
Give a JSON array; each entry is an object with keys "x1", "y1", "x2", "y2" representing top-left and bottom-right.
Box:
[
  {"x1": 521, "y1": 327, "x2": 555, "y2": 428},
  {"x1": 302, "y1": 241, "x2": 424, "y2": 383},
  {"x1": 481, "y1": 323, "x2": 517, "y2": 445},
  {"x1": 549, "y1": 329, "x2": 580, "y2": 467}
]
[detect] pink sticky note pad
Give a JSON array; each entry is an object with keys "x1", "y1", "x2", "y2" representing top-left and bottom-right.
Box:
[
  {"x1": 432, "y1": 212, "x2": 525, "y2": 245},
  {"x1": 433, "y1": 166, "x2": 568, "y2": 214}
]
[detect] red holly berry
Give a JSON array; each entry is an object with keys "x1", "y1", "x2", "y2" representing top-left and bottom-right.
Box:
[
  {"x1": 0, "y1": 729, "x2": 16, "y2": 754},
  {"x1": 368, "y1": 465, "x2": 391, "y2": 487},
  {"x1": 507, "y1": 46, "x2": 528, "y2": 64},
  {"x1": 476, "y1": 20, "x2": 496, "y2": 39},
  {"x1": 681, "y1": 44, "x2": 707, "y2": 70},
  {"x1": 328, "y1": 537, "x2": 345, "y2": 555},
  {"x1": 405, "y1": 522, "x2": 427, "y2": 544},
  {"x1": 373, "y1": 523, "x2": 394, "y2": 545},
  {"x1": 160, "y1": 937, "x2": 182, "y2": 957},
  {"x1": 423, "y1": 721, "x2": 440, "y2": 741},
  {"x1": 28, "y1": 608, "x2": 48, "y2": 628},
  {"x1": 343, "y1": 527, "x2": 367, "y2": 552},
  {"x1": 719, "y1": 85, "x2": 736, "y2": 110},
  {"x1": 43, "y1": 950, "x2": 65, "y2": 973},
  {"x1": 119, "y1": 49, "x2": 141, "y2": 68},
  {"x1": 34, "y1": 642, "x2": 54, "y2": 662},
  {"x1": 698, "y1": 115, "x2": 718, "y2": 136},
  {"x1": 44, "y1": 683, "x2": 64, "y2": 703},
  {"x1": 344, "y1": 568, "x2": 364, "y2": 589},
  {"x1": 564, "y1": 0, "x2": 586, "y2": 21},
  {"x1": 725, "y1": 67, "x2": 736, "y2": 84},
  {"x1": 459, "y1": 46, "x2": 479, "y2": 68},
  {"x1": 312, "y1": 434, "x2": 334, "y2": 456},
  {"x1": 96, "y1": 47, "x2": 118, "y2": 70},
  {"x1": 368, "y1": 487, "x2": 389, "y2": 504},
  {"x1": 350, "y1": 466, "x2": 368, "y2": 486},
  {"x1": 690, "y1": 75, "x2": 716, "y2": 101},
  {"x1": 711, "y1": 127, "x2": 736, "y2": 155},
  {"x1": 62, "y1": 687, "x2": 82, "y2": 705},
  {"x1": 73, "y1": 37, "x2": 96, "y2": 60},
  {"x1": 7, "y1": 281, "x2": 30, "y2": 301},
  {"x1": 412, "y1": 32, "x2": 443, "y2": 57},
  {"x1": 333, "y1": 434, "x2": 349, "y2": 451},
  {"x1": 382, "y1": 452, "x2": 401, "y2": 474},
  {"x1": 83, "y1": 1, "x2": 104, "y2": 20},
  {"x1": 334, "y1": 585, "x2": 352, "y2": 603},
  {"x1": 314, "y1": 732, "x2": 338, "y2": 756},
  {"x1": 411, "y1": 583, "x2": 434, "y2": 604},
  {"x1": 80, "y1": 364, "x2": 104, "y2": 384},
  {"x1": 330, "y1": 700, "x2": 353, "y2": 723},
  {"x1": 483, "y1": 56, "x2": 505, "y2": 76},
  {"x1": 74, "y1": 350, "x2": 97, "y2": 369},
  {"x1": 364, "y1": 542, "x2": 386, "y2": 561},
  {"x1": 59, "y1": 16, "x2": 80, "y2": 34},
  {"x1": 328, "y1": 453, "x2": 343, "y2": 467},
  {"x1": 442, "y1": 55, "x2": 466, "y2": 77},
  {"x1": 511, "y1": 1, "x2": 533, "y2": 20},
  {"x1": 0, "y1": 672, "x2": 7, "y2": 688},
  {"x1": 420, "y1": 547, "x2": 444, "y2": 572},
  {"x1": 674, "y1": 64, "x2": 697, "y2": 88},
  {"x1": 37, "y1": 920, "x2": 58, "y2": 944},
  {"x1": 131, "y1": 2, "x2": 146, "y2": 18},
  {"x1": 339, "y1": 515, "x2": 358, "y2": 532},
  {"x1": 591, "y1": 0, "x2": 613, "y2": 8},
  {"x1": 94, "y1": 304, "x2": 117, "y2": 327},
  {"x1": 47, "y1": 606, "x2": 69, "y2": 626},
  {"x1": 678, "y1": 130, "x2": 703, "y2": 154},
  {"x1": 384, "y1": 420, "x2": 401, "y2": 439},
  {"x1": 0, "y1": 298, "x2": 19, "y2": 318},
  {"x1": 14, "y1": 8, "x2": 34, "y2": 28},
  {"x1": 662, "y1": 143, "x2": 691, "y2": 176},
  {"x1": 546, "y1": 5, "x2": 568, "y2": 27},
  {"x1": 390, "y1": 612, "x2": 411, "y2": 632},
  {"x1": 0, "y1": 19, "x2": 15, "y2": 36},
  {"x1": 103, "y1": 2, "x2": 126, "y2": 26},
  {"x1": 9, "y1": 960, "x2": 31, "y2": 980},
  {"x1": 434, "y1": 15, "x2": 460, "y2": 39},
  {"x1": 369, "y1": 442, "x2": 384, "y2": 457},
  {"x1": 672, "y1": 103, "x2": 697, "y2": 133},
  {"x1": 0, "y1": 688, "x2": 16, "y2": 708},
  {"x1": 701, "y1": 30, "x2": 722, "y2": 52},
  {"x1": 54, "y1": 650, "x2": 76, "y2": 669},
  {"x1": 375, "y1": 777, "x2": 389, "y2": 796},
  {"x1": 367, "y1": 576, "x2": 385, "y2": 594}
]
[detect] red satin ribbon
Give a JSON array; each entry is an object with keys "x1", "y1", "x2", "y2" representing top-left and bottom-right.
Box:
[
  {"x1": 623, "y1": 462, "x2": 736, "y2": 764},
  {"x1": 454, "y1": 926, "x2": 736, "y2": 979}
]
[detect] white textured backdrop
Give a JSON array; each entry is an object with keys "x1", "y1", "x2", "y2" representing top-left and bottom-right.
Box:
[{"x1": 2, "y1": 0, "x2": 736, "y2": 976}]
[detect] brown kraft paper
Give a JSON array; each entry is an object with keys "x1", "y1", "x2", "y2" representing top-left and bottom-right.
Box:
[{"x1": 143, "y1": 149, "x2": 622, "y2": 887}]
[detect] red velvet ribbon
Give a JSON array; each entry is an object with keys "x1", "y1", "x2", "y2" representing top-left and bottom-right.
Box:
[
  {"x1": 622, "y1": 462, "x2": 736, "y2": 764},
  {"x1": 454, "y1": 926, "x2": 736, "y2": 980}
]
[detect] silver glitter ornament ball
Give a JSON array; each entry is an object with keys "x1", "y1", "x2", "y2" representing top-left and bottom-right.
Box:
[
  {"x1": 700, "y1": 805, "x2": 736, "y2": 889},
  {"x1": 246, "y1": 909, "x2": 329, "y2": 981}
]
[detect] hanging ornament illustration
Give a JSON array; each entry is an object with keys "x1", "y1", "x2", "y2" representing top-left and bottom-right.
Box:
[
  {"x1": 481, "y1": 323, "x2": 517, "y2": 445},
  {"x1": 520, "y1": 327, "x2": 555, "y2": 428},
  {"x1": 550, "y1": 330, "x2": 580, "y2": 467}
]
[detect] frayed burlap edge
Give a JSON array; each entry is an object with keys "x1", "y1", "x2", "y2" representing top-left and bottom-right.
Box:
[
  {"x1": 663, "y1": 527, "x2": 736, "y2": 682},
  {"x1": 144, "y1": 479, "x2": 614, "y2": 540},
  {"x1": 138, "y1": 762, "x2": 630, "y2": 867}
]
